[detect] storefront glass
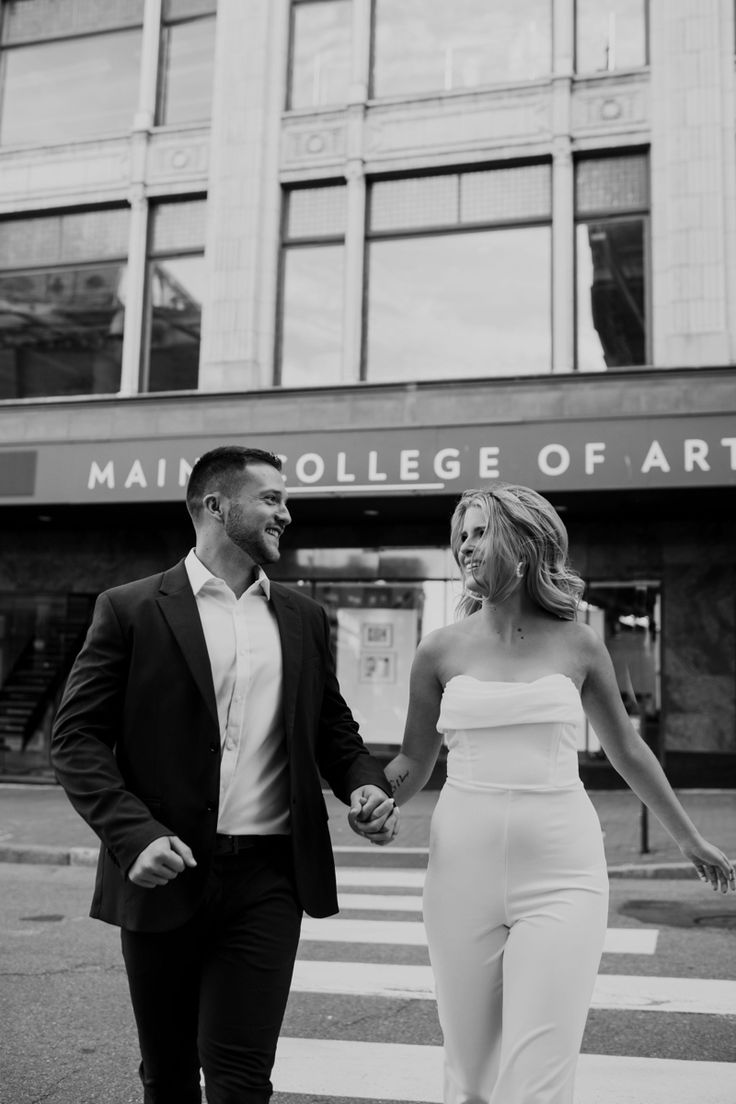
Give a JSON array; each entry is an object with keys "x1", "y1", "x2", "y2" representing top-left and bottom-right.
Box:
[
  {"x1": 0, "y1": 593, "x2": 94, "y2": 779},
  {"x1": 575, "y1": 154, "x2": 649, "y2": 371},
  {"x1": 158, "y1": 3, "x2": 217, "y2": 125},
  {"x1": 0, "y1": 28, "x2": 142, "y2": 145},
  {"x1": 145, "y1": 199, "x2": 206, "y2": 392},
  {"x1": 288, "y1": 0, "x2": 351, "y2": 109},
  {"x1": 372, "y1": 0, "x2": 551, "y2": 98},
  {"x1": 366, "y1": 226, "x2": 551, "y2": 381},
  {"x1": 575, "y1": 0, "x2": 647, "y2": 74},
  {"x1": 0, "y1": 209, "x2": 130, "y2": 398},
  {"x1": 580, "y1": 581, "x2": 661, "y2": 756}
]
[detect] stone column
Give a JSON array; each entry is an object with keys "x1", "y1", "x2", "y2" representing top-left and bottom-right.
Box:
[
  {"x1": 199, "y1": 0, "x2": 290, "y2": 392},
  {"x1": 650, "y1": 0, "x2": 736, "y2": 366},
  {"x1": 119, "y1": 0, "x2": 161, "y2": 395},
  {"x1": 341, "y1": 0, "x2": 371, "y2": 382},
  {"x1": 550, "y1": 0, "x2": 575, "y2": 373}
]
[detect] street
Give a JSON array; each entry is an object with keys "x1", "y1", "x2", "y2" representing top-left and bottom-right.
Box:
[{"x1": 1, "y1": 856, "x2": 735, "y2": 1104}]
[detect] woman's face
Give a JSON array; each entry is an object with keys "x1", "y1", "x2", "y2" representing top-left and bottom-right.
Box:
[{"x1": 457, "y1": 503, "x2": 488, "y2": 596}]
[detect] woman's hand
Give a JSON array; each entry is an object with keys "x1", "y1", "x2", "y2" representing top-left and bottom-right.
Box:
[{"x1": 679, "y1": 835, "x2": 735, "y2": 893}]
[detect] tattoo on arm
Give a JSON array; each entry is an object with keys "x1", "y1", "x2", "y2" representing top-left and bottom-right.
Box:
[{"x1": 391, "y1": 770, "x2": 409, "y2": 795}]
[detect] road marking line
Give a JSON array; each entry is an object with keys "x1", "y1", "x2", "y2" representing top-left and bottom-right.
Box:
[
  {"x1": 291, "y1": 961, "x2": 736, "y2": 1014},
  {"x1": 337, "y1": 868, "x2": 426, "y2": 888},
  {"x1": 300, "y1": 917, "x2": 658, "y2": 954},
  {"x1": 272, "y1": 1038, "x2": 736, "y2": 1103},
  {"x1": 339, "y1": 893, "x2": 423, "y2": 912}
]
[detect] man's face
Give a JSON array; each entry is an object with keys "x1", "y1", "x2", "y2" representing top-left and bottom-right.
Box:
[{"x1": 223, "y1": 463, "x2": 291, "y2": 564}]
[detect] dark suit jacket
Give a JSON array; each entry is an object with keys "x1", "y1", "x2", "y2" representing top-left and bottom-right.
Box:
[{"x1": 51, "y1": 561, "x2": 389, "y2": 932}]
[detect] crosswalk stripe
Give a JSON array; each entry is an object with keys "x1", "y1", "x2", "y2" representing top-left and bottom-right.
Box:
[
  {"x1": 300, "y1": 917, "x2": 659, "y2": 954},
  {"x1": 337, "y1": 867, "x2": 426, "y2": 888},
  {"x1": 339, "y1": 892, "x2": 423, "y2": 912},
  {"x1": 273, "y1": 1038, "x2": 736, "y2": 1103},
  {"x1": 291, "y1": 960, "x2": 736, "y2": 1014}
]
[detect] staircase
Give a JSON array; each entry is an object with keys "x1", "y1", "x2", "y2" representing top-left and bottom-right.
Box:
[{"x1": 0, "y1": 596, "x2": 93, "y2": 755}]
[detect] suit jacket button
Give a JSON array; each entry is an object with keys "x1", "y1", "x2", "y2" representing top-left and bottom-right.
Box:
[
  {"x1": 209, "y1": 744, "x2": 218, "y2": 753},
  {"x1": 206, "y1": 802, "x2": 216, "y2": 812}
]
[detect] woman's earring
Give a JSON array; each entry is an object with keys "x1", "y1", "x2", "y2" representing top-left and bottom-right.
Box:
[{"x1": 516, "y1": 561, "x2": 525, "y2": 578}]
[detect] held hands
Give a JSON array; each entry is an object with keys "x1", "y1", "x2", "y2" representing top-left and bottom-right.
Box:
[
  {"x1": 128, "y1": 835, "x2": 197, "y2": 888},
  {"x1": 679, "y1": 834, "x2": 735, "y2": 894},
  {"x1": 348, "y1": 786, "x2": 399, "y2": 846}
]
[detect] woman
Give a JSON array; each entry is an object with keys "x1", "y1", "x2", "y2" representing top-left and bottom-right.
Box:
[{"x1": 383, "y1": 484, "x2": 734, "y2": 1104}]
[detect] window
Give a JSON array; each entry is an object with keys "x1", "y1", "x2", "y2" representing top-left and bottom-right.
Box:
[
  {"x1": 145, "y1": 199, "x2": 207, "y2": 393},
  {"x1": 0, "y1": 209, "x2": 129, "y2": 399},
  {"x1": 157, "y1": 0, "x2": 217, "y2": 125},
  {"x1": 366, "y1": 165, "x2": 552, "y2": 382},
  {"x1": 372, "y1": 0, "x2": 551, "y2": 99},
  {"x1": 575, "y1": 153, "x2": 648, "y2": 372},
  {"x1": 288, "y1": 0, "x2": 351, "y2": 109},
  {"x1": 278, "y1": 185, "x2": 346, "y2": 386},
  {"x1": 576, "y1": 0, "x2": 647, "y2": 73},
  {"x1": 0, "y1": 0, "x2": 143, "y2": 145}
]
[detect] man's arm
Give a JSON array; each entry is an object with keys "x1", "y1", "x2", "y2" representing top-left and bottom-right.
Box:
[{"x1": 51, "y1": 592, "x2": 180, "y2": 877}]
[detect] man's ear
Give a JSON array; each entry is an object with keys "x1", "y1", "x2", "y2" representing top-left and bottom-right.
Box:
[{"x1": 202, "y1": 493, "x2": 224, "y2": 522}]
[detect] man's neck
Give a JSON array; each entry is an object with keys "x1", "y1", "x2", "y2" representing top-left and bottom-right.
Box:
[{"x1": 193, "y1": 544, "x2": 259, "y2": 599}]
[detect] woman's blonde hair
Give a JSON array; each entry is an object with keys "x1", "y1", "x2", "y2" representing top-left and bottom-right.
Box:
[{"x1": 450, "y1": 484, "x2": 584, "y2": 620}]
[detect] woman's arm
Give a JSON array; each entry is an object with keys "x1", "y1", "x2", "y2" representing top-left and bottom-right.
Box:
[
  {"x1": 384, "y1": 640, "x2": 445, "y2": 806},
  {"x1": 580, "y1": 627, "x2": 735, "y2": 893}
]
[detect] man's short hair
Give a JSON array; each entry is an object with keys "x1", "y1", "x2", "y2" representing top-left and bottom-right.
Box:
[{"x1": 186, "y1": 446, "x2": 282, "y2": 519}]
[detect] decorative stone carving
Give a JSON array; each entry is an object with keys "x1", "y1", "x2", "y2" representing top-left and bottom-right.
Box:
[
  {"x1": 0, "y1": 138, "x2": 130, "y2": 212},
  {"x1": 571, "y1": 75, "x2": 650, "y2": 136},
  {"x1": 147, "y1": 128, "x2": 210, "y2": 185},
  {"x1": 281, "y1": 117, "x2": 347, "y2": 168}
]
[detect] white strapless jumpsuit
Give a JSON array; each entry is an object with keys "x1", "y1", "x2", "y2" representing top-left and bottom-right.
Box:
[{"x1": 423, "y1": 674, "x2": 609, "y2": 1104}]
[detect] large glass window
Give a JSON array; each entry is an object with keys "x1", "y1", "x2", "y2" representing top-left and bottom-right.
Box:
[
  {"x1": 576, "y1": 0, "x2": 647, "y2": 73},
  {"x1": 580, "y1": 581, "x2": 660, "y2": 757},
  {"x1": 0, "y1": 0, "x2": 143, "y2": 145},
  {"x1": 0, "y1": 209, "x2": 129, "y2": 399},
  {"x1": 366, "y1": 165, "x2": 552, "y2": 382},
  {"x1": 279, "y1": 185, "x2": 346, "y2": 386},
  {"x1": 145, "y1": 198, "x2": 206, "y2": 393},
  {"x1": 158, "y1": 0, "x2": 217, "y2": 125},
  {"x1": 575, "y1": 153, "x2": 648, "y2": 371},
  {"x1": 372, "y1": 0, "x2": 551, "y2": 99},
  {"x1": 288, "y1": 0, "x2": 351, "y2": 109}
]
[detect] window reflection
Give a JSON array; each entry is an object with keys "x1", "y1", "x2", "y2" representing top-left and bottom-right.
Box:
[
  {"x1": 0, "y1": 29, "x2": 142, "y2": 145},
  {"x1": 147, "y1": 256, "x2": 204, "y2": 392},
  {"x1": 576, "y1": 0, "x2": 647, "y2": 73},
  {"x1": 159, "y1": 13, "x2": 216, "y2": 124},
  {"x1": 366, "y1": 228, "x2": 551, "y2": 381},
  {"x1": 289, "y1": 0, "x2": 351, "y2": 109},
  {"x1": 280, "y1": 245, "x2": 344, "y2": 386},
  {"x1": 0, "y1": 264, "x2": 126, "y2": 398},
  {"x1": 372, "y1": 0, "x2": 551, "y2": 99},
  {"x1": 576, "y1": 219, "x2": 645, "y2": 371}
]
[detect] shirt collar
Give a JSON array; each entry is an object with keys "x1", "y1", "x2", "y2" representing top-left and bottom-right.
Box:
[{"x1": 184, "y1": 549, "x2": 271, "y2": 600}]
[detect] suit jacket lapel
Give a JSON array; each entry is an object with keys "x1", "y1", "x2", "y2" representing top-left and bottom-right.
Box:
[
  {"x1": 156, "y1": 561, "x2": 219, "y2": 730},
  {"x1": 270, "y1": 583, "x2": 302, "y2": 746}
]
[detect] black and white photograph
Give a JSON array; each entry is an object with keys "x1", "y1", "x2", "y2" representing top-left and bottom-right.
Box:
[{"x1": 0, "y1": 2, "x2": 735, "y2": 1103}]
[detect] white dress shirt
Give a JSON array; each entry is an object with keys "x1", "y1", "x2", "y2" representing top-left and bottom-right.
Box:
[{"x1": 184, "y1": 549, "x2": 290, "y2": 835}]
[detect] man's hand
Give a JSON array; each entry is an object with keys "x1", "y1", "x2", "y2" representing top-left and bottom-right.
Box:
[
  {"x1": 128, "y1": 836, "x2": 197, "y2": 888},
  {"x1": 348, "y1": 786, "x2": 399, "y2": 846}
]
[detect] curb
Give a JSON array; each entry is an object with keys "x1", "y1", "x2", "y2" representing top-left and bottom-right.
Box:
[
  {"x1": 0, "y1": 844, "x2": 98, "y2": 867},
  {"x1": 0, "y1": 843, "x2": 696, "y2": 879}
]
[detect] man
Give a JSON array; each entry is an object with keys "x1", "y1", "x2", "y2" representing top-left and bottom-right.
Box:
[{"x1": 51, "y1": 445, "x2": 398, "y2": 1104}]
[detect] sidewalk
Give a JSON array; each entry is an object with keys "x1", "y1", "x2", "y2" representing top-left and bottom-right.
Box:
[{"x1": 1, "y1": 782, "x2": 734, "y2": 879}]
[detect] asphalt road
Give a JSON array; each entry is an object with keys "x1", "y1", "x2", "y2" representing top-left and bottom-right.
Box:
[{"x1": 1, "y1": 862, "x2": 735, "y2": 1104}]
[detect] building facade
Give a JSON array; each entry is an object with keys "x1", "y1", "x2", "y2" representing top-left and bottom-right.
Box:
[{"x1": 0, "y1": 0, "x2": 734, "y2": 784}]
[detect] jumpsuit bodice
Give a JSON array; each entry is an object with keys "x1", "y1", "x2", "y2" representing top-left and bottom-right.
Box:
[{"x1": 437, "y1": 673, "x2": 585, "y2": 791}]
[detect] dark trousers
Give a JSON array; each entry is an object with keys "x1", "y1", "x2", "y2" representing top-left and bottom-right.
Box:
[{"x1": 121, "y1": 838, "x2": 303, "y2": 1104}]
